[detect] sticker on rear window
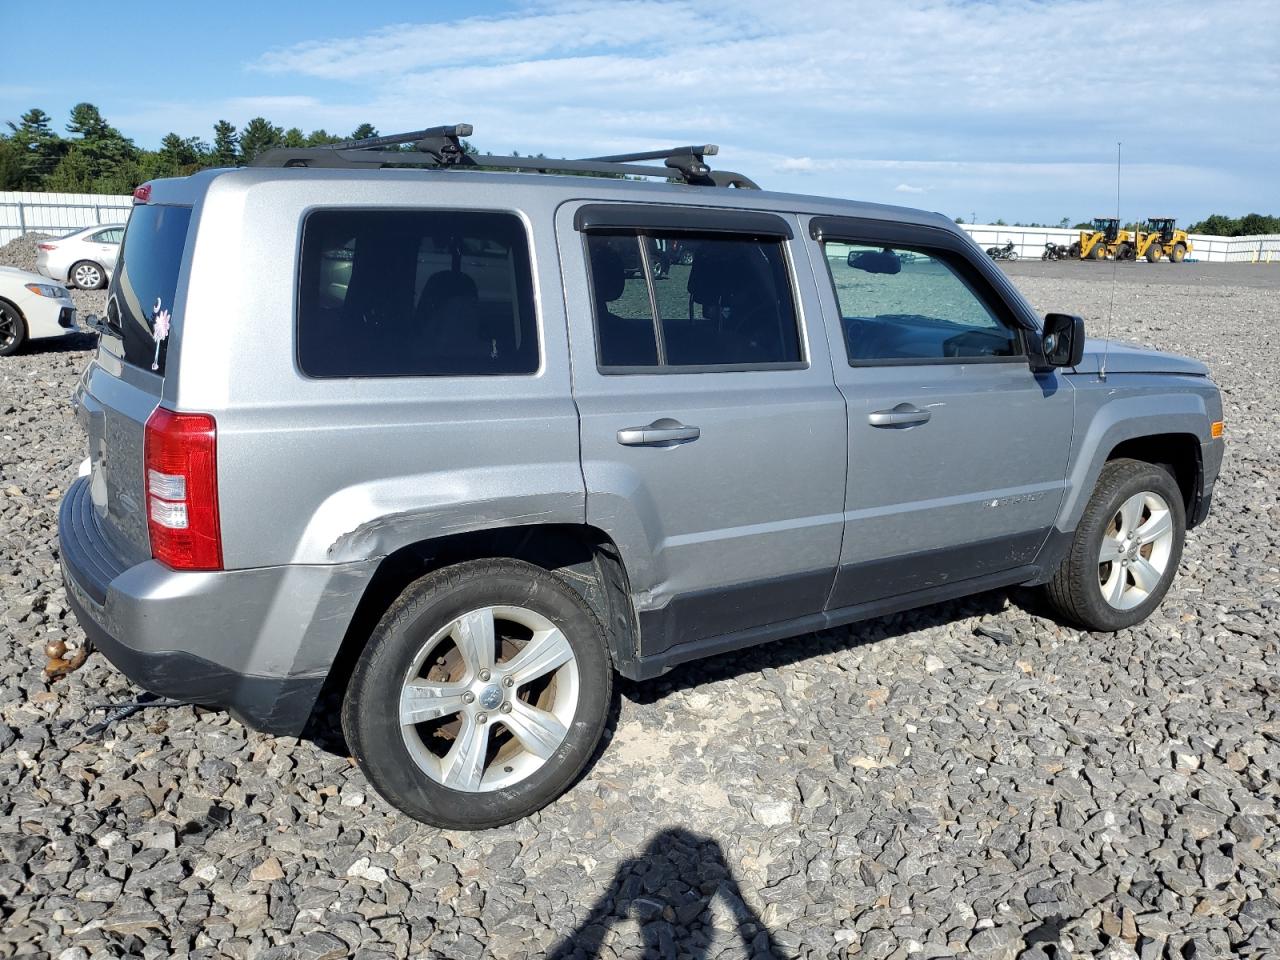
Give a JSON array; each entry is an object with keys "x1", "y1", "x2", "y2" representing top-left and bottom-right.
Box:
[{"x1": 150, "y1": 297, "x2": 171, "y2": 371}]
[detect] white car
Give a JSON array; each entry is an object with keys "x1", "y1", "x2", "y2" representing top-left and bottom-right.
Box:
[
  {"x1": 0, "y1": 266, "x2": 77, "y2": 356},
  {"x1": 35, "y1": 223, "x2": 126, "y2": 290}
]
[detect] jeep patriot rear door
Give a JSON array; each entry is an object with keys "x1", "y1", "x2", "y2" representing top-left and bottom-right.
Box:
[{"x1": 558, "y1": 202, "x2": 847, "y2": 660}]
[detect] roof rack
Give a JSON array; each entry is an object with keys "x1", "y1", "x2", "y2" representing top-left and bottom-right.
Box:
[{"x1": 251, "y1": 123, "x2": 759, "y2": 189}]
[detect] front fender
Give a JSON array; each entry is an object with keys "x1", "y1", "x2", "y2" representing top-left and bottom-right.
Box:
[{"x1": 1056, "y1": 378, "x2": 1218, "y2": 532}]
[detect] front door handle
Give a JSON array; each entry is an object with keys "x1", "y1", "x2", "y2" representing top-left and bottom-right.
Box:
[
  {"x1": 868, "y1": 403, "x2": 931, "y2": 428},
  {"x1": 617, "y1": 418, "x2": 701, "y2": 447}
]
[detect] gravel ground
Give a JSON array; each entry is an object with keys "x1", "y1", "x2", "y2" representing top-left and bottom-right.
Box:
[{"x1": 1, "y1": 247, "x2": 1278, "y2": 959}]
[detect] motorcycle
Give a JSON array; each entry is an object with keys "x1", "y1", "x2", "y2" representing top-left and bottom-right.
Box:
[
  {"x1": 985, "y1": 240, "x2": 1019, "y2": 261},
  {"x1": 1041, "y1": 242, "x2": 1072, "y2": 261}
]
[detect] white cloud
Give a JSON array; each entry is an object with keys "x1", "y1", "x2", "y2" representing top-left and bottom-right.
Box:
[{"x1": 100, "y1": 0, "x2": 1280, "y2": 220}]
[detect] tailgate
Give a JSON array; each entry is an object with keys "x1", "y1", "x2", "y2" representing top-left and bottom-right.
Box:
[
  {"x1": 75, "y1": 355, "x2": 159, "y2": 567},
  {"x1": 74, "y1": 201, "x2": 192, "y2": 569}
]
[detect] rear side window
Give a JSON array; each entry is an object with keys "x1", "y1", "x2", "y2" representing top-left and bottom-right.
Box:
[
  {"x1": 107, "y1": 204, "x2": 192, "y2": 374},
  {"x1": 297, "y1": 209, "x2": 538, "y2": 378},
  {"x1": 586, "y1": 231, "x2": 802, "y2": 370}
]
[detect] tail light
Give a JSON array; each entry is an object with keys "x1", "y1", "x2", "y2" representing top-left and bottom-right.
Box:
[
  {"x1": 143, "y1": 407, "x2": 222, "y2": 570},
  {"x1": 133, "y1": 183, "x2": 152, "y2": 204},
  {"x1": 37, "y1": 243, "x2": 56, "y2": 251}
]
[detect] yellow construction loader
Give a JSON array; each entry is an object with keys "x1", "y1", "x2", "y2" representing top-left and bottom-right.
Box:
[
  {"x1": 1134, "y1": 218, "x2": 1192, "y2": 262},
  {"x1": 1075, "y1": 218, "x2": 1122, "y2": 260}
]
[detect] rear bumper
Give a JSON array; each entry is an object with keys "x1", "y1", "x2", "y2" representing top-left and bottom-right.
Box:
[{"x1": 59, "y1": 477, "x2": 376, "y2": 736}]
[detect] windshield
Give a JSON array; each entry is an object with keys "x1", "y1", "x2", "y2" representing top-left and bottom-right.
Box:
[{"x1": 105, "y1": 204, "x2": 192, "y2": 374}]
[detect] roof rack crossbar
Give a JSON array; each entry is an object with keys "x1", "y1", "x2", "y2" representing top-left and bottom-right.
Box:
[{"x1": 251, "y1": 124, "x2": 759, "y2": 189}]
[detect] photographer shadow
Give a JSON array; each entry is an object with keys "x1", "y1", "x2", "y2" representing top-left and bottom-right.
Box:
[{"x1": 547, "y1": 827, "x2": 781, "y2": 959}]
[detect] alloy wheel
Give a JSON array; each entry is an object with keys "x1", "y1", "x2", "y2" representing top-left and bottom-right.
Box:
[
  {"x1": 1098, "y1": 491, "x2": 1175, "y2": 610},
  {"x1": 399, "y1": 604, "x2": 579, "y2": 793}
]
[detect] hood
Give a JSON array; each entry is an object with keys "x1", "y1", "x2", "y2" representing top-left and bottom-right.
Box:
[
  {"x1": 1071, "y1": 338, "x2": 1209, "y2": 377},
  {"x1": 0, "y1": 265, "x2": 58, "y2": 287}
]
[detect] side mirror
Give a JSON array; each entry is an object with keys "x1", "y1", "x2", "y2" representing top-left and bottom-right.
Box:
[{"x1": 1041, "y1": 312, "x2": 1085, "y2": 368}]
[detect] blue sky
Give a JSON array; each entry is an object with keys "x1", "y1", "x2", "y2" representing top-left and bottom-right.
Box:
[{"x1": 2, "y1": 0, "x2": 1276, "y2": 223}]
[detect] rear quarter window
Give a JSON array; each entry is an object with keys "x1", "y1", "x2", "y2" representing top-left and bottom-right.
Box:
[{"x1": 296, "y1": 209, "x2": 539, "y2": 378}]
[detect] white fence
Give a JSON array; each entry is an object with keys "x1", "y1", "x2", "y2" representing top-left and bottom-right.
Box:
[
  {"x1": 960, "y1": 223, "x2": 1280, "y2": 264},
  {"x1": 0, "y1": 191, "x2": 133, "y2": 245},
  {"x1": 2, "y1": 191, "x2": 1278, "y2": 263}
]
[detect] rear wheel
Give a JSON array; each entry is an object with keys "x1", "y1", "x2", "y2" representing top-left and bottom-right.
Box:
[
  {"x1": 1145, "y1": 243, "x2": 1163, "y2": 263},
  {"x1": 1042, "y1": 459, "x2": 1185, "y2": 631},
  {"x1": 342, "y1": 558, "x2": 613, "y2": 829},
  {"x1": 70, "y1": 260, "x2": 105, "y2": 290},
  {"x1": 1170, "y1": 243, "x2": 1186, "y2": 263},
  {"x1": 0, "y1": 302, "x2": 26, "y2": 356}
]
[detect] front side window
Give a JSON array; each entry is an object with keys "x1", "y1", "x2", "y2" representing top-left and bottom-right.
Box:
[
  {"x1": 824, "y1": 243, "x2": 1021, "y2": 363},
  {"x1": 297, "y1": 209, "x2": 538, "y2": 378},
  {"x1": 586, "y1": 230, "x2": 802, "y2": 370}
]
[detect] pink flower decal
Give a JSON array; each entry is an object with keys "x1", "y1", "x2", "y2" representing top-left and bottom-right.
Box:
[{"x1": 153, "y1": 309, "x2": 171, "y2": 342}]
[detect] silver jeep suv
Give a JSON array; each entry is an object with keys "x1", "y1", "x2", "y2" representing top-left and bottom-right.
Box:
[{"x1": 60, "y1": 127, "x2": 1224, "y2": 828}]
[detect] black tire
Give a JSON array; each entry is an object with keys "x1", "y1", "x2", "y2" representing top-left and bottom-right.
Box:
[
  {"x1": 70, "y1": 260, "x2": 105, "y2": 290},
  {"x1": 1042, "y1": 458, "x2": 1186, "y2": 631},
  {"x1": 0, "y1": 301, "x2": 26, "y2": 356},
  {"x1": 1170, "y1": 243, "x2": 1186, "y2": 263},
  {"x1": 1090, "y1": 243, "x2": 1107, "y2": 260},
  {"x1": 342, "y1": 558, "x2": 613, "y2": 829},
  {"x1": 1115, "y1": 243, "x2": 1133, "y2": 261},
  {"x1": 1145, "y1": 243, "x2": 1163, "y2": 264},
  {"x1": 1007, "y1": 250, "x2": 1019, "y2": 261}
]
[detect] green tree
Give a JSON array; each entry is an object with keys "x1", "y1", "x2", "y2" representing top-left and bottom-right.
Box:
[
  {"x1": 349, "y1": 123, "x2": 378, "y2": 141},
  {"x1": 158, "y1": 133, "x2": 207, "y2": 173},
  {"x1": 211, "y1": 120, "x2": 239, "y2": 166},
  {"x1": 282, "y1": 127, "x2": 306, "y2": 148},
  {"x1": 60, "y1": 102, "x2": 139, "y2": 191},
  {"x1": 238, "y1": 117, "x2": 283, "y2": 163},
  {"x1": 5, "y1": 107, "x2": 65, "y2": 186},
  {"x1": 306, "y1": 129, "x2": 343, "y2": 146},
  {"x1": 0, "y1": 137, "x2": 25, "y2": 189}
]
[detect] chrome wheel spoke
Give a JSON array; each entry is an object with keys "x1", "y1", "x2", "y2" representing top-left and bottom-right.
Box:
[
  {"x1": 1098, "y1": 537, "x2": 1125, "y2": 563},
  {"x1": 500, "y1": 699, "x2": 567, "y2": 760},
  {"x1": 1129, "y1": 557, "x2": 1162, "y2": 593},
  {"x1": 1103, "y1": 566, "x2": 1127, "y2": 606},
  {"x1": 440, "y1": 715, "x2": 489, "y2": 791},
  {"x1": 1135, "y1": 509, "x2": 1172, "y2": 546},
  {"x1": 451, "y1": 608, "x2": 496, "y2": 676},
  {"x1": 504, "y1": 627, "x2": 573, "y2": 687},
  {"x1": 1118, "y1": 494, "x2": 1145, "y2": 536},
  {"x1": 400, "y1": 680, "x2": 469, "y2": 725}
]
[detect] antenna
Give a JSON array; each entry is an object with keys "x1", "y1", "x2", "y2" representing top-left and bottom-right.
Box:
[{"x1": 1100, "y1": 141, "x2": 1120, "y2": 380}]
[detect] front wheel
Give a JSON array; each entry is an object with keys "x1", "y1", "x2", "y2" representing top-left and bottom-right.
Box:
[
  {"x1": 0, "y1": 302, "x2": 26, "y2": 356},
  {"x1": 1041, "y1": 459, "x2": 1185, "y2": 631},
  {"x1": 1170, "y1": 243, "x2": 1186, "y2": 263},
  {"x1": 1007, "y1": 250, "x2": 1019, "y2": 261},
  {"x1": 342, "y1": 558, "x2": 613, "y2": 828}
]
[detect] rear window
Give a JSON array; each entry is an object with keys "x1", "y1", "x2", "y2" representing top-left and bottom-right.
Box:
[
  {"x1": 107, "y1": 204, "x2": 192, "y2": 373},
  {"x1": 297, "y1": 209, "x2": 538, "y2": 378},
  {"x1": 586, "y1": 231, "x2": 802, "y2": 370}
]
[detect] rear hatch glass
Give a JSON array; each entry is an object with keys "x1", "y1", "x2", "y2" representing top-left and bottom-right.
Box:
[
  {"x1": 79, "y1": 202, "x2": 193, "y2": 567},
  {"x1": 106, "y1": 204, "x2": 192, "y2": 374}
]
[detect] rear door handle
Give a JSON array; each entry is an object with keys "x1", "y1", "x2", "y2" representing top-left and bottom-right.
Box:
[
  {"x1": 617, "y1": 418, "x2": 701, "y2": 446},
  {"x1": 868, "y1": 403, "x2": 931, "y2": 428}
]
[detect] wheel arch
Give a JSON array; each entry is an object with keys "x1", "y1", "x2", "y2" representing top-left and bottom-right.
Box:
[
  {"x1": 304, "y1": 523, "x2": 640, "y2": 735},
  {"x1": 1056, "y1": 392, "x2": 1215, "y2": 536},
  {"x1": 0, "y1": 295, "x2": 26, "y2": 322}
]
